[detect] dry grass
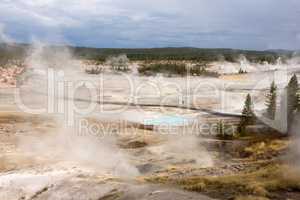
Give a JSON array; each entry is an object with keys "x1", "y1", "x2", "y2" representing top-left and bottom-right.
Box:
[
  {"x1": 145, "y1": 164, "x2": 300, "y2": 199},
  {"x1": 243, "y1": 139, "x2": 289, "y2": 159},
  {"x1": 234, "y1": 196, "x2": 269, "y2": 200},
  {"x1": 220, "y1": 74, "x2": 249, "y2": 81},
  {"x1": 0, "y1": 111, "x2": 54, "y2": 124}
]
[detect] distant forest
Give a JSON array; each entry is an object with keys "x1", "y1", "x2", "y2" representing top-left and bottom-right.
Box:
[
  {"x1": 0, "y1": 43, "x2": 296, "y2": 65},
  {"x1": 0, "y1": 43, "x2": 28, "y2": 65},
  {"x1": 72, "y1": 47, "x2": 295, "y2": 64}
]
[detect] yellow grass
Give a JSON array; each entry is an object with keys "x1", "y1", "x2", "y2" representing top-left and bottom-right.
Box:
[{"x1": 145, "y1": 164, "x2": 300, "y2": 199}]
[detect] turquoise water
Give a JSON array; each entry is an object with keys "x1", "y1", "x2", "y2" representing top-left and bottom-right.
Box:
[{"x1": 144, "y1": 115, "x2": 189, "y2": 126}]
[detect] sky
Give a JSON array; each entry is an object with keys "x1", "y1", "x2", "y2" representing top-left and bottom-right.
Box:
[{"x1": 0, "y1": 0, "x2": 299, "y2": 50}]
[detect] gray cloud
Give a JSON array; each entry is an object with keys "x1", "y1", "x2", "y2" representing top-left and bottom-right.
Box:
[{"x1": 0, "y1": 0, "x2": 299, "y2": 49}]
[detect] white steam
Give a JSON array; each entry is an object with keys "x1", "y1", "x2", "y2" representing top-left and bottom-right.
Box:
[
  {"x1": 17, "y1": 41, "x2": 139, "y2": 177},
  {"x1": 0, "y1": 23, "x2": 13, "y2": 43},
  {"x1": 17, "y1": 121, "x2": 139, "y2": 177},
  {"x1": 149, "y1": 136, "x2": 213, "y2": 167},
  {"x1": 211, "y1": 54, "x2": 300, "y2": 75}
]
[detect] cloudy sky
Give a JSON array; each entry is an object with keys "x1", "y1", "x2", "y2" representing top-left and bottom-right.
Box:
[{"x1": 0, "y1": 0, "x2": 299, "y2": 49}]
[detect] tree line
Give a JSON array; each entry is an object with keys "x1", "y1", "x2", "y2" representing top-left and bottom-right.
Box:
[
  {"x1": 0, "y1": 43, "x2": 295, "y2": 65},
  {"x1": 238, "y1": 74, "x2": 300, "y2": 136},
  {"x1": 73, "y1": 47, "x2": 290, "y2": 63}
]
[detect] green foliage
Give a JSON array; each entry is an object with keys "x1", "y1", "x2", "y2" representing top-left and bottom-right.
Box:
[
  {"x1": 216, "y1": 120, "x2": 234, "y2": 140},
  {"x1": 286, "y1": 74, "x2": 299, "y2": 133},
  {"x1": 138, "y1": 63, "x2": 219, "y2": 77},
  {"x1": 238, "y1": 94, "x2": 254, "y2": 136},
  {"x1": 238, "y1": 68, "x2": 247, "y2": 74},
  {"x1": 265, "y1": 81, "x2": 277, "y2": 120},
  {"x1": 287, "y1": 74, "x2": 299, "y2": 114},
  {"x1": 189, "y1": 65, "x2": 219, "y2": 77},
  {"x1": 0, "y1": 44, "x2": 293, "y2": 64},
  {"x1": 84, "y1": 66, "x2": 103, "y2": 74},
  {"x1": 138, "y1": 63, "x2": 187, "y2": 76},
  {"x1": 106, "y1": 54, "x2": 130, "y2": 72},
  {"x1": 71, "y1": 47, "x2": 289, "y2": 63},
  {"x1": 0, "y1": 43, "x2": 27, "y2": 66}
]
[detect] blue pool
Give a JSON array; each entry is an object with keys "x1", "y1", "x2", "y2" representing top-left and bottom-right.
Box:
[{"x1": 143, "y1": 115, "x2": 189, "y2": 126}]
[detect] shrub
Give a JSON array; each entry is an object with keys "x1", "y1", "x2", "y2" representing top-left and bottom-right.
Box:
[
  {"x1": 190, "y1": 65, "x2": 219, "y2": 77},
  {"x1": 138, "y1": 62, "x2": 219, "y2": 77},
  {"x1": 216, "y1": 120, "x2": 235, "y2": 140},
  {"x1": 84, "y1": 66, "x2": 103, "y2": 74},
  {"x1": 138, "y1": 63, "x2": 187, "y2": 76},
  {"x1": 106, "y1": 54, "x2": 130, "y2": 72},
  {"x1": 238, "y1": 68, "x2": 247, "y2": 74}
]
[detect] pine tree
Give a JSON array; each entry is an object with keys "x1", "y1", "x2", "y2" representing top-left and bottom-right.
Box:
[
  {"x1": 238, "y1": 68, "x2": 247, "y2": 74},
  {"x1": 297, "y1": 93, "x2": 300, "y2": 111},
  {"x1": 265, "y1": 81, "x2": 277, "y2": 120},
  {"x1": 238, "y1": 94, "x2": 254, "y2": 136},
  {"x1": 287, "y1": 74, "x2": 299, "y2": 113},
  {"x1": 286, "y1": 74, "x2": 299, "y2": 133},
  {"x1": 217, "y1": 120, "x2": 224, "y2": 137},
  {"x1": 217, "y1": 120, "x2": 234, "y2": 139}
]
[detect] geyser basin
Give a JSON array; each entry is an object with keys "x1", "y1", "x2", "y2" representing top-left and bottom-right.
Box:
[{"x1": 143, "y1": 115, "x2": 189, "y2": 126}]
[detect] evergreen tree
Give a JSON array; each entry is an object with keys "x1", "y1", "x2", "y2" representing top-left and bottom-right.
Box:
[
  {"x1": 265, "y1": 81, "x2": 277, "y2": 120},
  {"x1": 238, "y1": 94, "x2": 254, "y2": 136},
  {"x1": 286, "y1": 74, "x2": 299, "y2": 133},
  {"x1": 217, "y1": 120, "x2": 224, "y2": 137},
  {"x1": 217, "y1": 120, "x2": 234, "y2": 140},
  {"x1": 297, "y1": 93, "x2": 300, "y2": 111},
  {"x1": 238, "y1": 68, "x2": 247, "y2": 74}
]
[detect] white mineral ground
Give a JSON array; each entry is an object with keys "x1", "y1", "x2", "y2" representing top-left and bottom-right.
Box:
[{"x1": 0, "y1": 57, "x2": 299, "y2": 199}]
